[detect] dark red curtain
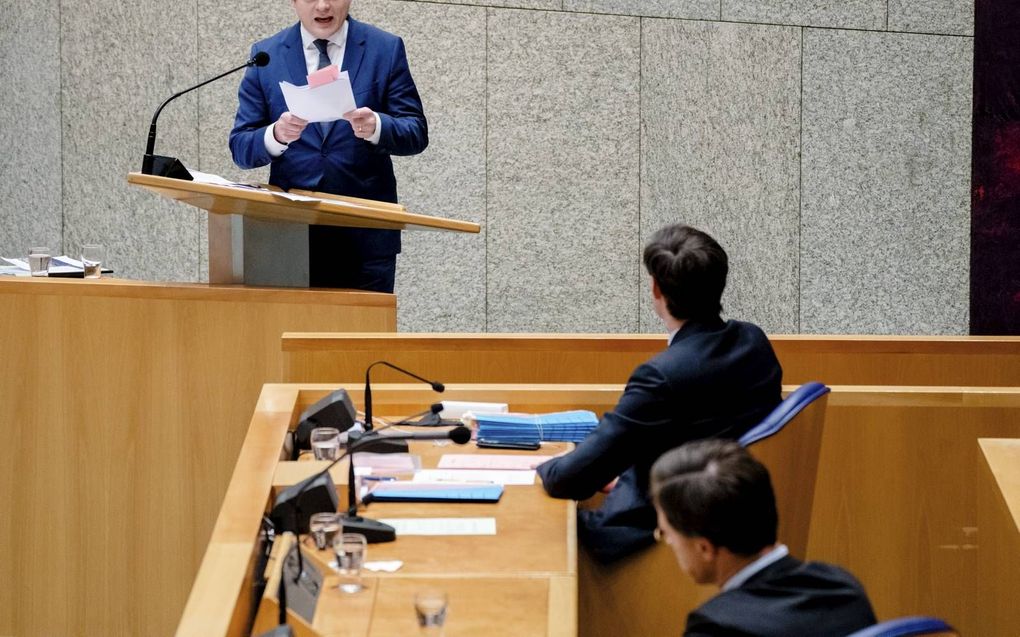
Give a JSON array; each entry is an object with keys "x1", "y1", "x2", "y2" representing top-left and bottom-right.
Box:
[{"x1": 971, "y1": 0, "x2": 1020, "y2": 334}]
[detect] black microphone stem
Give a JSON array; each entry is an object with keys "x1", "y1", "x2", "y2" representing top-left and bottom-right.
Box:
[
  {"x1": 145, "y1": 60, "x2": 253, "y2": 158},
  {"x1": 363, "y1": 361, "x2": 445, "y2": 433}
]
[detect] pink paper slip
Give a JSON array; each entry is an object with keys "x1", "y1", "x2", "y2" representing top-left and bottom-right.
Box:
[
  {"x1": 437, "y1": 454, "x2": 553, "y2": 471},
  {"x1": 307, "y1": 64, "x2": 340, "y2": 88}
]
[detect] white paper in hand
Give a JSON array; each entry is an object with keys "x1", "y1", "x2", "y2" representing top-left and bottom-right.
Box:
[{"x1": 279, "y1": 71, "x2": 356, "y2": 123}]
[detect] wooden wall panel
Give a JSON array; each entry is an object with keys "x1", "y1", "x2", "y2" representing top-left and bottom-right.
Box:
[
  {"x1": 0, "y1": 279, "x2": 394, "y2": 637},
  {"x1": 282, "y1": 333, "x2": 1020, "y2": 387},
  {"x1": 975, "y1": 439, "x2": 1020, "y2": 636}
]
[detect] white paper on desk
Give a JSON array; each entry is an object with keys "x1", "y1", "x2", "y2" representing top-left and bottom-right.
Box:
[
  {"x1": 280, "y1": 73, "x2": 356, "y2": 123},
  {"x1": 354, "y1": 452, "x2": 419, "y2": 474},
  {"x1": 188, "y1": 169, "x2": 235, "y2": 186},
  {"x1": 437, "y1": 454, "x2": 553, "y2": 471},
  {"x1": 2, "y1": 257, "x2": 29, "y2": 269},
  {"x1": 187, "y1": 170, "x2": 322, "y2": 202},
  {"x1": 413, "y1": 469, "x2": 536, "y2": 486},
  {"x1": 377, "y1": 517, "x2": 496, "y2": 536},
  {"x1": 364, "y1": 560, "x2": 403, "y2": 572}
]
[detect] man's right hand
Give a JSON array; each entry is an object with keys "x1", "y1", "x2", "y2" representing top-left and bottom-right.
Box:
[{"x1": 273, "y1": 112, "x2": 309, "y2": 144}]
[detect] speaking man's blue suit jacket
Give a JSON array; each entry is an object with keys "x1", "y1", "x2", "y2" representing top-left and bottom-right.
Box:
[{"x1": 229, "y1": 18, "x2": 428, "y2": 259}]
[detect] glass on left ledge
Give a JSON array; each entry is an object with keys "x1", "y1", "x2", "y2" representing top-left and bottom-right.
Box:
[{"x1": 28, "y1": 247, "x2": 51, "y2": 277}]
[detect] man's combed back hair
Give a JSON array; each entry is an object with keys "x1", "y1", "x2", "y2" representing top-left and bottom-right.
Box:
[
  {"x1": 642, "y1": 224, "x2": 728, "y2": 321},
  {"x1": 651, "y1": 439, "x2": 777, "y2": 557}
]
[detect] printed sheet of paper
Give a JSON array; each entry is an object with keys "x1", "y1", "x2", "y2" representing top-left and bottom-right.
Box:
[
  {"x1": 412, "y1": 469, "x2": 536, "y2": 486},
  {"x1": 377, "y1": 517, "x2": 497, "y2": 536},
  {"x1": 353, "y1": 452, "x2": 419, "y2": 474},
  {"x1": 437, "y1": 454, "x2": 553, "y2": 471},
  {"x1": 280, "y1": 71, "x2": 356, "y2": 123},
  {"x1": 188, "y1": 169, "x2": 322, "y2": 202}
]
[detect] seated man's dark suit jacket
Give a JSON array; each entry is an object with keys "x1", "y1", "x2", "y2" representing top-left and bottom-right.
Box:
[
  {"x1": 229, "y1": 18, "x2": 427, "y2": 282},
  {"x1": 536, "y1": 318, "x2": 782, "y2": 563},
  {"x1": 684, "y1": 556, "x2": 877, "y2": 637}
]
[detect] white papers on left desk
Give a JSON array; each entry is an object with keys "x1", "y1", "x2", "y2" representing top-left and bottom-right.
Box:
[
  {"x1": 280, "y1": 72, "x2": 356, "y2": 123},
  {"x1": 1, "y1": 256, "x2": 89, "y2": 276}
]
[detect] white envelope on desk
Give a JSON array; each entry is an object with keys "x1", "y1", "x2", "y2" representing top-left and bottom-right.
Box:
[{"x1": 279, "y1": 72, "x2": 356, "y2": 123}]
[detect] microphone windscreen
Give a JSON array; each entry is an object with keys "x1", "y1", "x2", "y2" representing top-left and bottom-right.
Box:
[
  {"x1": 449, "y1": 426, "x2": 472, "y2": 445},
  {"x1": 253, "y1": 51, "x2": 270, "y2": 67},
  {"x1": 432, "y1": 382, "x2": 445, "y2": 392}
]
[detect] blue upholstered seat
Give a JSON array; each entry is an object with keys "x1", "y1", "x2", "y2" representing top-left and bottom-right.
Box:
[
  {"x1": 739, "y1": 381, "x2": 831, "y2": 447},
  {"x1": 845, "y1": 616, "x2": 957, "y2": 637}
]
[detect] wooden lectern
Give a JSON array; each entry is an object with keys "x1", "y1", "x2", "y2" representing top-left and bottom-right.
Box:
[{"x1": 127, "y1": 172, "x2": 480, "y2": 287}]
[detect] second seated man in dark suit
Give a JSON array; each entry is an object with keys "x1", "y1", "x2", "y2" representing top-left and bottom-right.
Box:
[
  {"x1": 230, "y1": 0, "x2": 428, "y2": 292},
  {"x1": 651, "y1": 439, "x2": 877, "y2": 636},
  {"x1": 537, "y1": 223, "x2": 783, "y2": 563}
]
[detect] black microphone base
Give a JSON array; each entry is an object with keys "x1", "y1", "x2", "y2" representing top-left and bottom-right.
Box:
[
  {"x1": 141, "y1": 154, "x2": 193, "y2": 180},
  {"x1": 348, "y1": 431, "x2": 409, "y2": 454},
  {"x1": 397, "y1": 412, "x2": 463, "y2": 427},
  {"x1": 340, "y1": 515, "x2": 396, "y2": 543}
]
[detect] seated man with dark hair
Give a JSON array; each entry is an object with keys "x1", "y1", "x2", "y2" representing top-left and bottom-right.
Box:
[
  {"x1": 651, "y1": 439, "x2": 877, "y2": 636},
  {"x1": 537, "y1": 224, "x2": 783, "y2": 563}
]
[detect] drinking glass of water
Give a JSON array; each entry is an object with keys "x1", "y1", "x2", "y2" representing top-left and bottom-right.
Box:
[
  {"x1": 308, "y1": 512, "x2": 342, "y2": 551},
  {"x1": 310, "y1": 427, "x2": 341, "y2": 461},
  {"x1": 81, "y1": 244, "x2": 103, "y2": 279},
  {"x1": 28, "y1": 247, "x2": 51, "y2": 277},
  {"x1": 333, "y1": 533, "x2": 367, "y2": 593},
  {"x1": 415, "y1": 588, "x2": 448, "y2": 635}
]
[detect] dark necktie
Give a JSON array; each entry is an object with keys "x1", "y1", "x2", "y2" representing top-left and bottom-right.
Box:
[{"x1": 313, "y1": 38, "x2": 333, "y2": 139}]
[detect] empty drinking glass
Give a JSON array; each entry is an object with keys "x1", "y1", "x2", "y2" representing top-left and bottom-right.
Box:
[
  {"x1": 28, "y1": 247, "x2": 51, "y2": 277},
  {"x1": 308, "y1": 512, "x2": 342, "y2": 551},
  {"x1": 333, "y1": 532, "x2": 367, "y2": 593},
  {"x1": 415, "y1": 588, "x2": 448, "y2": 635},
  {"x1": 310, "y1": 427, "x2": 341, "y2": 461}
]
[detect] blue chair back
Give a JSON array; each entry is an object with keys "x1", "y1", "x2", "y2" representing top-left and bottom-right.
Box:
[
  {"x1": 738, "y1": 382, "x2": 830, "y2": 557},
  {"x1": 845, "y1": 616, "x2": 957, "y2": 637},
  {"x1": 739, "y1": 381, "x2": 831, "y2": 446}
]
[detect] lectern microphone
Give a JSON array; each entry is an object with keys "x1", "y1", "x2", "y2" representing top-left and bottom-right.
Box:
[{"x1": 141, "y1": 51, "x2": 271, "y2": 179}]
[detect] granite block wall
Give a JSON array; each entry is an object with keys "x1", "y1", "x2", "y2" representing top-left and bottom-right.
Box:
[
  {"x1": 0, "y1": 0, "x2": 975, "y2": 335},
  {"x1": 1, "y1": 3, "x2": 62, "y2": 258}
]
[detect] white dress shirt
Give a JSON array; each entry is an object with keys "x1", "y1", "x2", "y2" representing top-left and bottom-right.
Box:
[
  {"x1": 264, "y1": 20, "x2": 381, "y2": 156},
  {"x1": 721, "y1": 543, "x2": 790, "y2": 591}
]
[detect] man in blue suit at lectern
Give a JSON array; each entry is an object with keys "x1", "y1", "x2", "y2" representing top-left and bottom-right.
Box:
[{"x1": 229, "y1": 0, "x2": 428, "y2": 292}]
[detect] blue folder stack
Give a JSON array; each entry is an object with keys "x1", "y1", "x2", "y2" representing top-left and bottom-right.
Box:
[{"x1": 474, "y1": 410, "x2": 599, "y2": 444}]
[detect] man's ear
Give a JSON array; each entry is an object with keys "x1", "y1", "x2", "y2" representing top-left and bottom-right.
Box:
[
  {"x1": 651, "y1": 277, "x2": 663, "y2": 300},
  {"x1": 694, "y1": 536, "x2": 717, "y2": 563}
]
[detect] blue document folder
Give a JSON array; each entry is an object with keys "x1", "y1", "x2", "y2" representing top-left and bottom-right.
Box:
[
  {"x1": 363, "y1": 482, "x2": 504, "y2": 503},
  {"x1": 474, "y1": 410, "x2": 599, "y2": 444}
]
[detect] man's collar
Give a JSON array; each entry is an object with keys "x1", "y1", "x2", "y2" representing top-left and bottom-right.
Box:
[
  {"x1": 721, "y1": 544, "x2": 789, "y2": 591},
  {"x1": 299, "y1": 19, "x2": 349, "y2": 50}
]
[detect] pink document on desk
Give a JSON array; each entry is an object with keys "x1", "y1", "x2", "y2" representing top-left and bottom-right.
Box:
[{"x1": 437, "y1": 454, "x2": 553, "y2": 471}]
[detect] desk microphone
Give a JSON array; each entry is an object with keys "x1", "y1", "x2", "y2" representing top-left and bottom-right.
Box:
[
  {"x1": 141, "y1": 51, "x2": 270, "y2": 179},
  {"x1": 270, "y1": 426, "x2": 472, "y2": 540},
  {"x1": 363, "y1": 361, "x2": 445, "y2": 454}
]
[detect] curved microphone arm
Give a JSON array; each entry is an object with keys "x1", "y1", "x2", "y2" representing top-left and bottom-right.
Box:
[
  {"x1": 143, "y1": 52, "x2": 269, "y2": 172},
  {"x1": 363, "y1": 360, "x2": 445, "y2": 432}
]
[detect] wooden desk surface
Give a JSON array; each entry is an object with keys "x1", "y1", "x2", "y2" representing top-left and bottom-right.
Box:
[
  {"x1": 0, "y1": 275, "x2": 396, "y2": 306},
  {"x1": 128, "y1": 172, "x2": 480, "y2": 234},
  {"x1": 177, "y1": 385, "x2": 576, "y2": 637}
]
